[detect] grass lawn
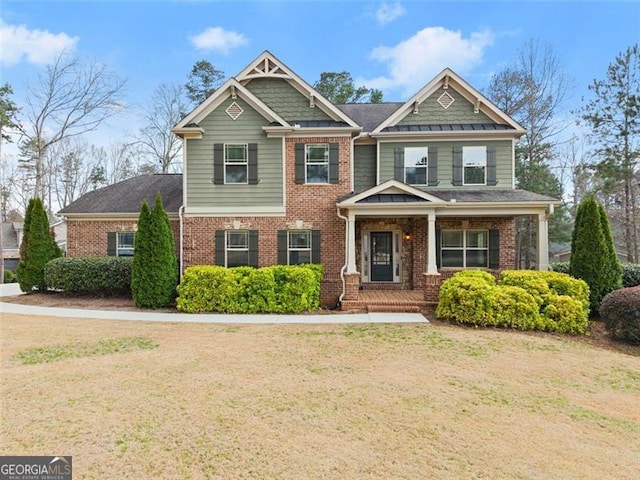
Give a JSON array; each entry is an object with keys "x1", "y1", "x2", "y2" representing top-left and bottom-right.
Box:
[{"x1": 1, "y1": 313, "x2": 638, "y2": 479}]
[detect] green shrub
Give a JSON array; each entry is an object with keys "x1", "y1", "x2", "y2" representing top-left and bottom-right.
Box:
[
  {"x1": 44, "y1": 256, "x2": 132, "y2": 294},
  {"x1": 542, "y1": 295, "x2": 589, "y2": 334},
  {"x1": 176, "y1": 264, "x2": 322, "y2": 314},
  {"x1": 435, "y1": 271, "x2": 496, "y2": 324},
  {"x1": 550, "y1": 262, "x2": 570, "y2": 274},
  {"x1": 599, "y1": 286, "x2": 640, "y2": 344},
  {"x1": 491, "y1": 286, "x2": 544, "y2": 330},
  {"x1": 622, "y1": 264, "x2": 640, "y2": 288},
  {"x1": 4, "y1": 269, "x2": 17, "y2": 283}
]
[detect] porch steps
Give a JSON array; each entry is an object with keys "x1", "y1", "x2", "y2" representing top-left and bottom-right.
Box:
[{"x1": 341, "y1": 290, "x2": 427, "y2": 313}]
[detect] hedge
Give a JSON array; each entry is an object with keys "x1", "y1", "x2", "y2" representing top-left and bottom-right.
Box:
[
  {"x1": 44, "y1": 257, "x2": 133, "y2": 294},
  {"x1": 553, "y1": 262, "x2": 639, "y2": 288},
  {"x1": 599, "y1": 286, "x2": 640, "y2": 344},
  {"x1": 436, "y1": 270, "x2": 590, "y2": 334},
  {"x1": 176, "y1": 264, "x2": 323, "y2": 314}
]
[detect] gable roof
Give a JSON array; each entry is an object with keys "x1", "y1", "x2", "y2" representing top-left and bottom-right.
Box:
[
  {"x1": 338, "y1": 180, "x2": 447, "y2": 206},
  {"x1": 336, "y1": 103, "x2": 404, "y2": 132},
  {"x1": 59, "y1": 174, "x2": 183, "y2": 216}
]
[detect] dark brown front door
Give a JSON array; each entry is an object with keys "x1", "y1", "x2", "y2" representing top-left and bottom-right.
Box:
[{"x1": 370, "y1": 232, "x2": 393, "y2": 282}]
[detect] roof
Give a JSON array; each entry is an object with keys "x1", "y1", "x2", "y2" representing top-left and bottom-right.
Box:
[
  {"x1": 427, "y1": 189, "x2": 559, "y2": 203},
  {"x1": 1, "y1": 223, "x2": 19, "y2": 250},
  {"x1": 381, "y1": 124, "x2": 514, "y2": 133},
  {"x1": 336, "y1": 103, "x2": 403, "y2": 132},
  {"x1": 357, "y1": 194, "x2": 429, "y2": 204},
  {"x1": 59, "y1": 174, "x2": 183, "y2": 215}
]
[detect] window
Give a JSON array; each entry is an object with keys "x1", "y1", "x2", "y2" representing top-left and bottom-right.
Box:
[
  {"x1": 404, "y1": 147, "x2": 428, "y2": 185},
  {"x1": 441, "y1": 230, "x2": 488, "y2": 268},
  {"x1": 305, "y1": 144, "x2": 329, "y2": 184},
  {"x1": 117, "y1": 232, "x2": 135, "y2": 257},
  {"x1": 225, "y1": 230, "x2": 249, "y2": 267},
  {"x1": 288, "y1": 230, "x2": 311, "y2": 264},
  {"x1": 463, "y1": 146, "x2": 486, "y2": 185},
  {"x1": 225, "y1": 144, "x2": 248, "y2": 184}
]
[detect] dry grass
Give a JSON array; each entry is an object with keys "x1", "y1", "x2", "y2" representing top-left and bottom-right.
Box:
[{"x1": 1, "y1": 313, "x2": 638, "y2": 479}]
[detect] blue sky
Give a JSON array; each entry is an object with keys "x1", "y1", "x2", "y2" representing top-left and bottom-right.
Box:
[{"x1": 1, "y1": 0, "x2": 638, "y2": 145}]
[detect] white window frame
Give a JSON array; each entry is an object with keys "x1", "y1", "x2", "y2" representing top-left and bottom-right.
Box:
[
  {"x1": 288, "y1": 230, "x2": 312, "y2": 265},
  {"x1": 441, "y1": 229, "x2": 489, "y2": 268},
  {"x1": 225, "y1": 230, "x2": 249, "y2": 267},
  {"x1": 224, "y1": 143, "x2": 248, "y2": 184},
  {"x1": 463, "y1": 146, "x2": 487, "y2": 186},
  {"x1": 305, "y1": 144, "x2": 329, "y2": 184},
  {"x1": 404, "y1": 147, "x2": 429, "y2": 186},
  {"x1": 117, "y1": 232, "x2": 135, "y2": 257}
]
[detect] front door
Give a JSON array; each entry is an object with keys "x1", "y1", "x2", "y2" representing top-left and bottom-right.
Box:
[{"x1": 370, "y1": 232, "x2": 393, "y2": 282}]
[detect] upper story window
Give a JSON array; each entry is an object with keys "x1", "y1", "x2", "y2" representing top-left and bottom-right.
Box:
[
  {"x1": 225, "y1": 144, "x2": 248, "y2": 184},
  {"x1": 463, "y1": 146, "x2": 487, "y2": 185},
  {"x1": 305, "y1": 144, "x2": 329, "y2": 184},
  {"x1": 117, "y1": 232, "x2": 135, "y2": 256},
  {"x1": 225, "y1": 230, "x2": 249, "y2": 267},
  {"x1": 441, "y1": 230, "x2": 488, "y2": 268},
  {"x1": 404, "y1": 147, "x2": 429, "y2": 185}
]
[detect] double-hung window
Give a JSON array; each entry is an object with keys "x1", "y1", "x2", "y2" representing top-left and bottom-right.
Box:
[
  {"x1": 305, "y1": 144, "x2": 329, "y2": 184},
  {"x1": 441, "y1": 230, "x2": 488, "y2": 268},
  {"x1": 463, "y1": 146, "x2": 487, "y2": 185},
  {"x1": 117, "y1": 232, "x2": 135, "y2": 257},
  {"x1": 226, "y1": 230, "x2": 249, "y2": 267},
  {"x1": 404, "y1": 147, "x2": 429, "y2": 185},
  {"x1": 225, "y1": 144, "x2": 248, "y2": 184},
  {"x1": 288, "y1": 230, "x2": 312, "y2": 264}
]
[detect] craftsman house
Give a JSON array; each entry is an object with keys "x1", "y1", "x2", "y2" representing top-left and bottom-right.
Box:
[{"x1": 60, "y1": 51, "x2": 559, "y2": 310}]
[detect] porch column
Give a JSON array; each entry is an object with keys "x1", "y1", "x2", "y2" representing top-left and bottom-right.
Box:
[
  {"x1": 346, "y1": 211, "x2": 358, "y2": 274},
  {"x1": 538, "y1": 211, "x2": 550, "y2": 271},
  {"x1": 426, "y1": 210, "x2": 439, "y2": 275}
]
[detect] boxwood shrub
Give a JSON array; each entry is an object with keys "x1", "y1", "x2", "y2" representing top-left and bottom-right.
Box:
[
  {"x1": 599, "y1": 286, "x2": 640, "y2": 344},
  {"x1": 176, "y1": 264, "x2": 323, "y2": 314},
  {"x1": 622, "y1": 264, "x2": 640, "y2": 288},
  {"x1": 44, "y1": 256, "x2": 133, "y2": 294}
]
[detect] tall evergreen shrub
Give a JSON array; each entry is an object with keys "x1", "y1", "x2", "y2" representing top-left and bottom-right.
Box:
[{"x1": 16, "y1": 198, "x2": 35, "y2": 291}]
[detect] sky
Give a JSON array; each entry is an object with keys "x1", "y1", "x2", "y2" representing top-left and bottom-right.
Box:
[{"x1": 0, "y1": 0, "x2": 639, "y2": 151}]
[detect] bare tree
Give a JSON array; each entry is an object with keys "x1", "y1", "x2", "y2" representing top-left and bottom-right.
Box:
[
  {"x1": 137, "y1": 83, "x2": 186, "y2": 174},
  {"x1": 47, "y1": 139, "x2": 95, "y2": 209},
  {"x1": 17, "y1": 51, "x2": 126, "y2": 202},
  {"x1": 87, "y1": 141, "x2": 142, "y2": 187}
]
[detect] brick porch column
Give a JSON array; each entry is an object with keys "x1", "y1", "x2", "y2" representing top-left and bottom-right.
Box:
[
  {"x1": 423, "y1": 273, "x2": 441, "y2": 304},
  {"x1": 344, "y1": 273, "x2": 360, "y2": 301}
]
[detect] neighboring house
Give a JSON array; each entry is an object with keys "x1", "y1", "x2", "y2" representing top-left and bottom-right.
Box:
[
  {"x1": 60, "y1": 51, "x2": 559, "y2": 308},
  {"x1": 51, "y1": 219, "x2": 68, "y2": 255},
  {"x1": 1, "y1": 222, "x2": 23, "y2": 272}
]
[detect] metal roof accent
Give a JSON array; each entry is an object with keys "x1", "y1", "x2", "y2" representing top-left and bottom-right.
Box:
[
  {"x1": 381, "y1": 123, "x2": 515, "y2": 133},
  {"x1": 356, "y1": 194, "x2": 430, "y2": 204}
]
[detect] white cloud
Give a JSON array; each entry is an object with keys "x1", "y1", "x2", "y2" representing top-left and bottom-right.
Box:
[
  {"x1": 0, "y1": 19, "x2": 78, "y2": 66},
  {"x1": 189, "y1": 27, "x2": 248, "y2": 54},
  {"x1": 375, "y1": 2, "x2": 406, "y2": 26},
  {"x1": 362, "y1": 27, "x2": 494, "y2": 96}
]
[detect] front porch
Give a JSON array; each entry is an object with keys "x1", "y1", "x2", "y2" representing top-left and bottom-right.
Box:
[{"x1": 341, "y1": 289, "x2": 427, "y2": 313}]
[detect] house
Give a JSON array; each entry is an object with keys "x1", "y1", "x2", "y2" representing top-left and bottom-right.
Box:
[
  {"x1": 59, "y1": 51, "x2": 559, "y2": 309},
  {"x1": 1, "y1": 222, "x2": 23, "y2": 272}
]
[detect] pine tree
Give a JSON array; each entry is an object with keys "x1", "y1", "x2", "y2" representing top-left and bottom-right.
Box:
[
  {"x1": 131, "y1": 200, "x2": 152, "y2": 307},
  {"x1": 150, "y1": 192, "x2": 178, "y2": 306},
  {"x1": 598, "y1": 202, "x2": 623, "y2": 294},
  {"x1": 16, "y1": 199, "x2": 35, "y2": 292}
]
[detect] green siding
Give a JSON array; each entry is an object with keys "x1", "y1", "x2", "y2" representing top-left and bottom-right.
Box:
[
  {"x1": 186, "y1": 97, "x2": 283, "y2": 208},
  {"x1": 354, "y1": 145, "x2": 377, "y2": 192},
  {"x1": 398, "y1": 87, "x2": 493, "y2": 126},
  {"x1": 379, "y1": 140, "x2": 513, "y2": 188},
  {"x1": 245, "y1": 78, "x2": 332, "y2": 122}
]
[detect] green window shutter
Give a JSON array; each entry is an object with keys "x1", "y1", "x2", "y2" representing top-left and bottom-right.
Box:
[
  {"x1": 452, "y1": 147, "x2": 463, "y2": 186},
  {"x1": 295, "y1": 143, "x2": 305, "y2": 184},
  {"x1": 435, "y1": 229, "x2": 441, "y2": 269},
  {"x1": 213, "y1": 143, "x2": 224, "y2": 185},
  {"x1": 427, "y1": 147, "x2": 439, "y2": 186},
  {"x1": 215, "y1": 230, "x2": 225, "y2": 265},
  {"x1": 107, "y1": 232, "x2": 116, "y2": 256},
  {"x1": 311, "y1": 230, "x2": 321, "y2": 264},
  {"x1": 488, "y1": 229, "x2": 500, "y2": 269},
  {"x1": 329, "y1": 143, "x2": 339, "y2": 184},
  {"x1": 394, "y1": 148, "x2": 404, "y2": 182},
  {"x1": 277, "y1": 230, "x2": 288, "y2": 264},
  {"x1": 248, "y1": 230, "x2": 259, "y2": 267},
  {"x1": 487, "y1": 146, "x2": 498, "y2": 186},
  {"x1": 248, "y1": 143, "x2": 258, "y2": 185}
]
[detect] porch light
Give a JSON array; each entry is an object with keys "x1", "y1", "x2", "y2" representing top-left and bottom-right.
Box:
[{"x1": 404, "y1": 231, "x2": 412, "y2": 241}]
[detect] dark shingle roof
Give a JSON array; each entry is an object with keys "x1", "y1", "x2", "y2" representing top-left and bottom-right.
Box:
[
  {"x1": 59, "y1": 174, "x2": 183, "y2": 215},
  {"x1": 426, "y1": 189, "x2": 558, "y2": 203},
  {"x1": 1, "y1": 223, "x2": 19, "y2": 250},
  {"x1": 336, "y1": 103, "x2": 404, "y2": 132},
  {"x1": 382, "y1": 124, "x2": 514, "y2": 133}
]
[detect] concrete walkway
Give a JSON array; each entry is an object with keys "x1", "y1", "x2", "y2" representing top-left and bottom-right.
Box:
[{"x1": 0, "y1": 283, "x2": 428, "y2": 325}]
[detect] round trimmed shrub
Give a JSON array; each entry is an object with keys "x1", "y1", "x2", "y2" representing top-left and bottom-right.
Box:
[{"x1": 599, "y1": 286, "x2": 640, "y2": 344}]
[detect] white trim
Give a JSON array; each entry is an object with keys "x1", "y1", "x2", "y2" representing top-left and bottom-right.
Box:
[
  {"x1": 184, "y1": 206, "x2": 286, "y2": 217},
  {"x1": 182, "y1": 139, "x2": 189, "y2": 209},
  {"x1": 511, "y1": 138, "x2": 516, "y2": 189},
  {"x1": 337, "y1": 179, "x2": 446, "y2": 207},
  {"x1": 304, "y1": 143, "x2": 330, "y2": 184},
  {"x1": 264, "y1": 127, "x2": 359, "y2": 138},
  {"x1": 282, "y1": 136, "x2": 287, "y2": 209},
  {"x1": 223, "y1": 143, "x2": 249, "y2": 185},
  {"x1": 376, "y1": 141, "x2": 381, "y2": 185},
  {"x1": 360, "y1": 227, "x2": 402, "y2": 284}
]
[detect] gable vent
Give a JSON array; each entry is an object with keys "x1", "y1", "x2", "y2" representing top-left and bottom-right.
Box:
[
  {"x1": 226, "y1": 102, "x2": 244, "y2": 120},
  {"x1": 437, "y1": 91, "x2": 455, "y2": 110}
]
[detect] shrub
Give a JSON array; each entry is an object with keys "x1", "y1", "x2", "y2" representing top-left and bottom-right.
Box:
[
  {"x1": 550, "y1": 262, "x2": 570, "y2": 274},
  {"x1": 44, "y1": 257, "x2": 133, "y2": 294},
  {"x1": 599, "y1": 286, "x2": 640, "y2": 344},
  {"x1": 4, "y1": 269, "x2": 17, "y2": 283},
  {"x1": 542, "y1": 295, "x2": 589, "y2": 334},
  {"x1": 435, "y1": 271, "x2": 496, "y2": 325},
  {"x1": 622, "y1": 264, "x2": 640, "y2": 288},
  {"x1": 176, "y1": 264, "x2": 322, "y2": 314}
]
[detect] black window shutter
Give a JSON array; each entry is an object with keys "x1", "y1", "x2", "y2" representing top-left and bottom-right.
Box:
[
  {"x1": 452, "y1": 147, "x2": 463, "y2": 186},
  {"x1": 394, "y1": 148, "x2": 404, "y2": 182},
  {"x1": 487, "y1": 146, "x2": 498, "y2": 186},
  {"x1": 277, "y1": 230, "x2": 288, "y2": 264},
  {"x1": 294, "y1": 143, "x2": 305, "y2": 184},
  {"x1": 428, "y1": 146, "x2": 439, "y2": 186},
  {"x1": 248, "y1": 143, "x2": 259, "y2": 185},
  {"x1": 435, "y1": 229, "x2": 441, "y2": 268},
  {"x1": 488, "y1": 229, "x2": 500, "y2": 269},
  {"x1": 107, "y1": 232, "x2": 116, "y2": 256},
  {"x1": 215, "y1": 230, "x2": 225, "y2": 266},
  {"x1": 248, "y1": 230, "x2": 259, "y2": 267},
  {"x1": 213, "y1": 143, "x2": 224, "y2": 185},
  {"x1": 329, "y1": 143, "x2": 339, "y2": 184},
  {"x1": 311, "y1": 230, "x2": 321, "y2": 264}
]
